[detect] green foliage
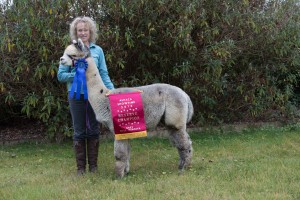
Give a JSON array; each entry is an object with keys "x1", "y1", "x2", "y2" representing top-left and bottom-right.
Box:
[
  {"x1": 1, "y1": 0, "x2": 300, "y2": 139},
  {"x1": 0, "y1": 0, "x2": 71, "y2": 139}
]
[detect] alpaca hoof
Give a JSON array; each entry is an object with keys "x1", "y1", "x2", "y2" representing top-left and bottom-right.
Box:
[
  {"x1": 115, "y1": 171, "x2": 125, "y2": 179},
  {"x1": 124, "y1": 166, "x2": 130, "y2": 175},
  {"x1": 178, "y1": 160, "x2": 185, "y2": 171},
  {"x1": 115, "y1": 168, "x2": 125, "y2": 179},
  {"x1": 178, "y1": 170, "x2": 184, "y2": 176},
  {"x1": 77, "y1": 169, "x2": 86, "y2": 176}
]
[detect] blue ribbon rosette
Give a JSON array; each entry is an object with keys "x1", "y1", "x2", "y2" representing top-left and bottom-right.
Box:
[{"x1": 69, "y1": 58, "x2": 89, "y2": 100}]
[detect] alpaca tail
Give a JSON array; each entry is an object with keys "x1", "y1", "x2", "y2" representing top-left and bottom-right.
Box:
[{"x1": 187, "y1": 95, "x2": 194, "y2": 123}]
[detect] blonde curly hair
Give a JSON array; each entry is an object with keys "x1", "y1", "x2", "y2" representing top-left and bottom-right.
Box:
[{"x1": 69, "y1": 16, "x2": 98, "y2": 43}]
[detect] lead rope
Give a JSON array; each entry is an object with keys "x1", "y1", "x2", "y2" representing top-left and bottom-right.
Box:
[{"x1": 85, "y1": 100, "x2": 91, "y2": 130}]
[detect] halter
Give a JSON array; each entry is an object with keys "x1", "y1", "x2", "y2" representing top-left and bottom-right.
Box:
[{"x1": 67, "y1": 54, "x2": 89, "y2": 67}]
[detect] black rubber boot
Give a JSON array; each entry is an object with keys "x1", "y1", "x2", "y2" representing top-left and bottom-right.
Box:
[
  {"x1": 74, "y1": 140, "x2": 86, "y2": 176},
  {"x1": 87, "y1": 138, "x2": 99, "y2": 173}
]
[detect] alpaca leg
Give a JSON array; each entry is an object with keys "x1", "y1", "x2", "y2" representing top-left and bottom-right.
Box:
[
  {"x1": 124, "y1": 143, "x2": 131, "y2": 174},
  {"x1": 169, "y1": 129, "x2": 193, "y2": 172},
  {"x1": 114, "y1": 139, "x2": 130, "y2": 178}
]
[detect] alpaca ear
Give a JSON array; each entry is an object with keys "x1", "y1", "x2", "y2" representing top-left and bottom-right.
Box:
[
  {"x1": 72, "y1": 39, "x2": 81, "y2": 51},
  {"x1": 77, "y1": 38, "x2": 85, "y2": 52}
]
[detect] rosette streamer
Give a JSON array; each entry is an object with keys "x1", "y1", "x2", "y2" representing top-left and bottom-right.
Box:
[{"x1": 69, "y1": 58, "x2": 89, "y2": 100}]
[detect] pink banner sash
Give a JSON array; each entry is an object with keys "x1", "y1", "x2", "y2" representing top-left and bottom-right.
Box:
[{"x1": 108, "y1": 92, "x2": 147, "y2": 140}]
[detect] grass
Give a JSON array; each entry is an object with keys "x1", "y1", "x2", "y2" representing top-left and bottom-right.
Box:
[{"x1": 1, "y1": 124, "x2": 300, "y2": 200}]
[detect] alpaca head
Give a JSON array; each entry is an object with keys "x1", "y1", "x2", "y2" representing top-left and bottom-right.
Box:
[{"x1": 60, "y1": 39, "x2": 91, "y2": 66}]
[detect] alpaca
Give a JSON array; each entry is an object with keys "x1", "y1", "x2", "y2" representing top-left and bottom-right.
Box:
[{"x1": 60, "y1": 39, "x2": 194, "y2": 178}]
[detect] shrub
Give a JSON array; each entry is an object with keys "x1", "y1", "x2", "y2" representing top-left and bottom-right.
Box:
[{"x1": 1, "y1": 0, "x2": 300, "y2": 139}]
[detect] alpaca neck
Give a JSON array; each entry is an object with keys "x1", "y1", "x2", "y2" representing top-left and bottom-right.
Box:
[{"x1": 86, "y1": 57, "x2": 110, "y2": 97}]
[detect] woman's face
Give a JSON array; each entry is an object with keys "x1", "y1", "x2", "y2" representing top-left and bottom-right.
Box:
[{"x1": 76, "y1": 22, "x2": 90, "y2": 45}]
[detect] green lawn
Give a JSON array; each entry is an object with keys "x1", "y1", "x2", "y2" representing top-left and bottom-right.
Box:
[{"x1": 1, "y1": 125, "x2": 300, "y2": 200}]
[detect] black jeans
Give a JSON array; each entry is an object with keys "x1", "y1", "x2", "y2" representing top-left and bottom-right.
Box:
[{"x1": 69, "y1": 93, "x2": 100, "y2": 141}]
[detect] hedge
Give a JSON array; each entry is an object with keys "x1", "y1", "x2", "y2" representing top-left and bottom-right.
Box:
[{"x1": 1, "y1": 0, "x2": 300, "y2": 140}]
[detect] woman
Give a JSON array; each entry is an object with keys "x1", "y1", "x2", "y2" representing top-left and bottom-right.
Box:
[{"x1": 57, "y1": 16, "x2": 114, "y2": 175}]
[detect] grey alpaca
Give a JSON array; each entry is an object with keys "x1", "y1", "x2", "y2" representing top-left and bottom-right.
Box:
[{"x1": 60, "y1": 39, "x2": 194, "y2": 178}]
